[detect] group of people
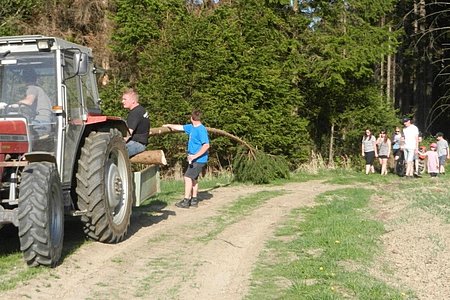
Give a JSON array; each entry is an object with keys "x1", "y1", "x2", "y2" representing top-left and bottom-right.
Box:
[
  {"x1": 362, "y1": 117, "x2": 449, "y2": 178},
  {"x1": 122, "y1": 88, "x2": 448, "y2": 207},
  {"x1": 122, "y1": 88, "x2": 210, "y2": 209}
]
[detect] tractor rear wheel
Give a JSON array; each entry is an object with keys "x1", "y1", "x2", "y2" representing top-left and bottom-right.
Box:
[
  {"x1": 76, "y1": 129, "x2": 133, "y2": 243},
  {"x1": 18, "y1": 162, "x2": 64, "y2": 267}
]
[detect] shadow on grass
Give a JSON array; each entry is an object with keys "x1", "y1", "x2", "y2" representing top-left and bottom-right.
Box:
[{"x1": 59, "y1": 218, "x2": 87, "y2": 264}]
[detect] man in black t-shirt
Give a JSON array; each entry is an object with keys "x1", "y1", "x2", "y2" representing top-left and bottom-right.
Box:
[{"x1": 122, "y1": 88, "x2": 150, "y2": 157}]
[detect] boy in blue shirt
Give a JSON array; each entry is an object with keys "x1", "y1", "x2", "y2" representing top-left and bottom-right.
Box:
[{"x1": 163, "y1": 110, "x2": 210, "y2": 208}]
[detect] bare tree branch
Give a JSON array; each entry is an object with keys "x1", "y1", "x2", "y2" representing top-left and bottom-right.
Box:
[{"x1": 149, "y1": 126, "x2": 256, "y2": 155}]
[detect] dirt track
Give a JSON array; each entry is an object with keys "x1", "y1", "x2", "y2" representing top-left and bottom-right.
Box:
[
  {"x1": 1, "y1": 181, "x2": 336, "y2": 299},
  {"x1": 2, "y1": 179, "x2": 450, "y2": 299}
]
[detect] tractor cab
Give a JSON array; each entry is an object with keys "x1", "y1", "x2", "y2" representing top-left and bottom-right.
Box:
[
  {"x1": 0, "y1": 36, "x2": 108, "y2": 186},
  {"x1": 0, "y1": 51, "x2": 58, "y2": 154}
]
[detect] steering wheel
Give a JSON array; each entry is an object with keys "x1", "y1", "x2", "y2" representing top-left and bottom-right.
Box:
[
  {"x1": 0, "y1": 103, "x2": 36, "y2": 120},
  {"x1": 1, "y1": 103, "x2": 20, "y2": 115}
]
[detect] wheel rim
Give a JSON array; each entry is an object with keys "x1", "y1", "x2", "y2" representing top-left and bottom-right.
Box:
[{"x1": 105, "y1": 147, "x2": 129, "y2": 225}]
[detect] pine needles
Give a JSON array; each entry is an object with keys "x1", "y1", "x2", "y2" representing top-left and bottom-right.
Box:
[{"x1": 232, "y1": 147, "x2": 290, "y2": 184}]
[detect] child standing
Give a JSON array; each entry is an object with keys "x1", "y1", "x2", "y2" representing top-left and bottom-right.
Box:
[
  {"x1": 436, "y1": 132, "x2": 449, "y2": 175},
  {"x1": 420, "y1": 143, "x2": 439, "y2": 178}
]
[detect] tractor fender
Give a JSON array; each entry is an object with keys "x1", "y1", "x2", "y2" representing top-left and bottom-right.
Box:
[
  {"x1": 84, "y1": 116, "x2": 128, "y2": 137},
  {"x1": 24, "y1": 151, "x2": 57, "y2": 164}
]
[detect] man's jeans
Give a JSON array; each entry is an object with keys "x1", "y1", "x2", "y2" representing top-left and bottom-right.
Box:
[{"x1": 126, "y1": 140, "x2": 146, "y2": 157}]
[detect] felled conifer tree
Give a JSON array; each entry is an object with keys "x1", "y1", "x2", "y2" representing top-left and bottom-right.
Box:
[{"x1": 149, "y1": 126, "x2": 290, "y2": 184}]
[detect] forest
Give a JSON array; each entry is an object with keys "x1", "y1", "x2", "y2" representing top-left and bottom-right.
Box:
[{"x1": 1, "y1": 0, "x2": 449, "y2": 170}]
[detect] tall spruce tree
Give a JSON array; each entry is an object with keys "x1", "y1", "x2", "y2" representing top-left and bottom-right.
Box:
[{"x1": 292, "y1": 0, "x2": 399, "y2": 159}]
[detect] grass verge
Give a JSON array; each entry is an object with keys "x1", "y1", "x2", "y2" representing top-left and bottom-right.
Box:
[
  {"x1": 0, "y1": 252, "x2": 45, "y2": 291},
  {"x1": 247, "y1": 187, "x2": 414, "y2": 299},
  {"x1": 410, "y1": 176, "x2": 450, "y2": 223},
  {"x1": 197, "y1": 190, "x2": 287, "y2": 242}
]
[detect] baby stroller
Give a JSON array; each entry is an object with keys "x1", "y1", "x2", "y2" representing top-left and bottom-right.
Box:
[{"x1": 395, "y1": 149, "x2": 406, "y2": 176}]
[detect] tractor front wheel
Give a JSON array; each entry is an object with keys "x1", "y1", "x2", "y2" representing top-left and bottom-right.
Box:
[
  {"x1": 76, "y1": 129, "x2": 133, "y2": 243},
  {"x1": 18, "y1": 162, "x2": 64, "y2": 267}
]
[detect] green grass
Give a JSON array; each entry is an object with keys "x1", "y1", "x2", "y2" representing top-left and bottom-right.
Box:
[
  {"x1": 246, "y1": 188, "x2": 414, "y2": 299},
  {"x1": 270, "y1": 171, "x2": 322, "y2": 185},
  {"x1": 323, "y1": 169, "x2": 398, "y2": 185},
  {"x1": 197, "y1": 190, "x2": 287, "y2": 242},
  {"x1": 139, "y1": 174, "x2": 234, "y2": 207},
  {"x1": 0, "y1": 252, "x2": 45, "y2": 291},
  {"x1": 407, "y1": 176, "x2": 450, "y2": 223},
  {"x1": 283, "y1": 168, "x2": 395, "y2": 186}
]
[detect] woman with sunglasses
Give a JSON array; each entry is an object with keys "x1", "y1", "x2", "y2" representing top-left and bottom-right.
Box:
[
  {"x1": 377, "y1": 130, "x2": 391, "y2": 175},
  {"x1": 362, "y1": 129, "x2": 378, "y2": 174}
]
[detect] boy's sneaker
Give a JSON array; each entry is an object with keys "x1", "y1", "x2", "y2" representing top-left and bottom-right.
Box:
[
  {"x1": 190, "y1": 197, "x2": 199, "y2": 207},
  {"x1": 175, "y1": 198, "x2": 190, "y2": 208}
]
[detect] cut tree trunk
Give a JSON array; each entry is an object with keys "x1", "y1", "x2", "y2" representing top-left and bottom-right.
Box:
[{"x1": 130, "y1": 150, "x2": 167, "y2": 165}]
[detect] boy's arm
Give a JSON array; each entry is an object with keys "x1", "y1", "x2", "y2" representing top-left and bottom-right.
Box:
[
  {"x1": 188, "y1": 143, "x2": 210, "y2": 162},
  {"x1": 162, "y1": 124, "x2": 184, "y2": 131}
]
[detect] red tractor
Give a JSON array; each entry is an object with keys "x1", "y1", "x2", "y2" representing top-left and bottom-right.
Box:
[{"x1": 0, "y1": 36, "x2": 133, "y2": 267}]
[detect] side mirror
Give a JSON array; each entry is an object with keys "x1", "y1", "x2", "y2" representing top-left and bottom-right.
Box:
[{"x1": 73, "y1": 52, "x2": 88, "y2": 75}]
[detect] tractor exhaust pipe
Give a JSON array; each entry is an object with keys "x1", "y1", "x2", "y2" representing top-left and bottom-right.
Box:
[{"x1": 9, "y1": 173, "x2": 17, "y2": 203}]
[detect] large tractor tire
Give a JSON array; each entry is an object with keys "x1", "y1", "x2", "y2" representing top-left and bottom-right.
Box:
[
  {"x1": 18, "y1": 162, "x2": 64, "y2": 267},
  {"x1": 76, "y1": 129, "x2": 133, "y2": 243}
]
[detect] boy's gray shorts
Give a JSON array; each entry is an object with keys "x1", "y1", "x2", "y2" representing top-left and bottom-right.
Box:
[{"x1": 185, "y1": 162, "x2": 206, "y2": 180}]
